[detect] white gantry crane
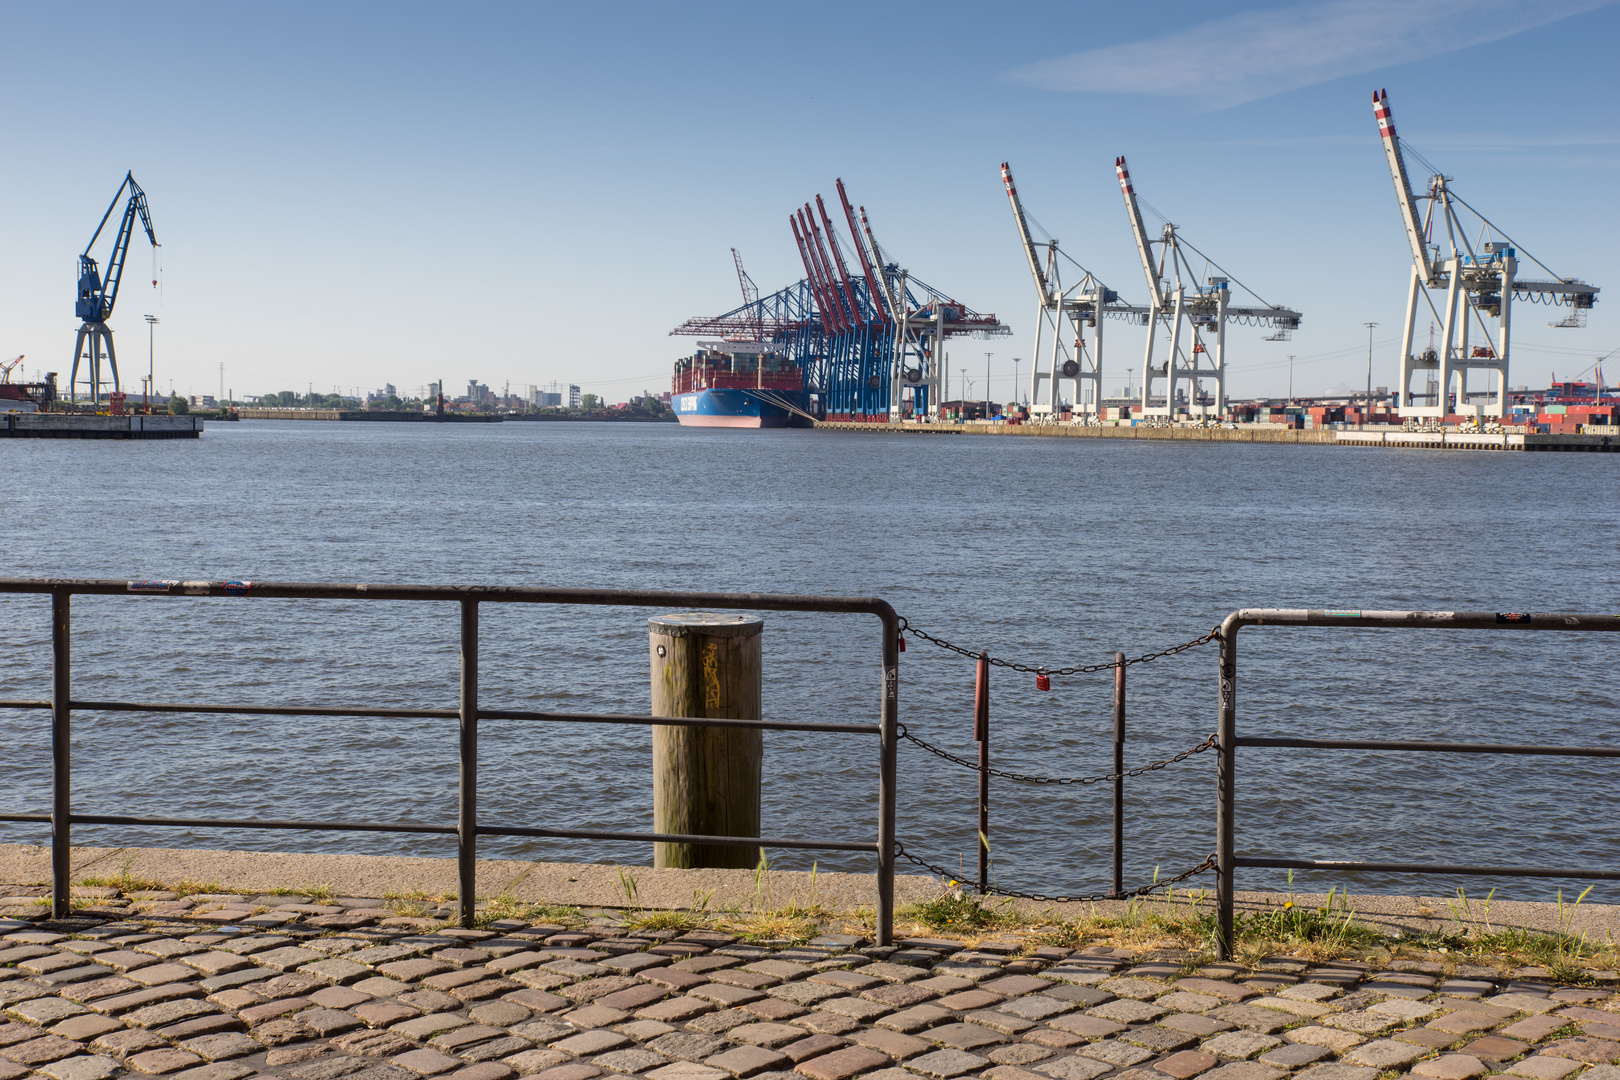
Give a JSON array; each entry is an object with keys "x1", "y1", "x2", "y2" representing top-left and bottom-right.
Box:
[
  {"x1": 1115, "y1": 157, "x2": 1301, "y2": 419},
  {"x1": 1373, "y1": 90, "x2": 1599, "y2": 418},
  {"x1": 1001, "y1": 163, "x2": 1148, "y2": 419}
]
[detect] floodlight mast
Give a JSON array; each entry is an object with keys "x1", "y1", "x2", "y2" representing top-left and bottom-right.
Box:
[{"x1": 1373, "y1": 89, "x2": 1599, "y2": 419}]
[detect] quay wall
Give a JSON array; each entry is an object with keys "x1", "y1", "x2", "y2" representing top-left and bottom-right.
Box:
[
  {"x1": 3, "y1": 842, "x2": 1618, "y2": 936},
  {"x1": 815, "y1": 420, "x2": 1617, "y2": 451}
]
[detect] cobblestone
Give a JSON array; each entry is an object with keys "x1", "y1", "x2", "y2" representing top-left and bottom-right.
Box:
[{"x1": 1, "y1": 894, "x2": 1614, "y2": 1080}]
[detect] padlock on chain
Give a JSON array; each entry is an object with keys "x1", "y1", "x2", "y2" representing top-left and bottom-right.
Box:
[
  {"x1": 897, "y1": 633, "x2": 906, "y2": 652},
  {"x1": 1035, "y1": 668, "x2": 1050, "y2": 691}
]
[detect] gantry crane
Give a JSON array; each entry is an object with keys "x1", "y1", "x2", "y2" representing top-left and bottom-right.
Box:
[
  {"x1": 1115, "y1": 157, "x2": 1300, "y2": 419},
  {"x1": 1001, "y1": 163, "x2": 1148, "y2": 419},
  {"x1": 1373, "y1": 90, "x2": 1599, "y2": 418},
  {"x1": 71, "y1": 172, "x2": 158, "y2": 403}
]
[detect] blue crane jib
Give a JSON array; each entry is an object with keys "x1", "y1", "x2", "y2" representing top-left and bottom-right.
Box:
[{"x1": 76, "y1": 172, "x2": 157, "y2": 323}]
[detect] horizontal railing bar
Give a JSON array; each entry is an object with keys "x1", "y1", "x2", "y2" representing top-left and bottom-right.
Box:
[
  {"x1": 0, "y1": 814, "x2": 51, "y2": 823},
  {"x1": 481, "y1": 709, "x2": 880, "y2": 734},
  {"x1": 0, "y1": 579, "x2": 895, "y2": 620},
  {"x1": 1236, "y1": 736, "x2": 1620, "y2": 758},
  {"x1": 1236, "y1": 856, "x2": 1620, "y2": 880},
  {"x1": 0, "y1": 700, "x2": 50, "y2": 711},
  {"x1": 70, "y1": 814, "x2": 457, "y2": 835},
  {"x1": 477, "y1": 824, "x2": 879, "y2": 853},
  {"x1": 71, "y1": 700, "x2": 458, "y2": 720},
  {"x1": 56, "y1": 701, "x2": 876, "y2": 734},
  {"x1": 1232, "y1": 608, "x2": 1620, "y2": 632}
]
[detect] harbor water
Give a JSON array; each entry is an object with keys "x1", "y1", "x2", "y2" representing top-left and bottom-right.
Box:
[{"x1": 1, "y1": 420, "x2": 1616, "y2": 902}]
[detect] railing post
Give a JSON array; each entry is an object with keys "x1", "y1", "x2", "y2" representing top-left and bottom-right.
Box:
[
  {"x1": 51, "y1": 590, "x2": 71, "y2": 920},
  {"x1": 975, "y1": 651, "x2": 989, "y2": 896},
  {"x1": 458, "y1": 598, "x2": 478, "y2": 929},
  {"x1": 1216, "y1": 622, "x2": 1237, "y2": 960},
  {"x1": 1112, "y1": 651, "x2": 1125, "y2": 899},
  {"x1": 877, "y1": 612, "x2": 899, "y2": 947}
]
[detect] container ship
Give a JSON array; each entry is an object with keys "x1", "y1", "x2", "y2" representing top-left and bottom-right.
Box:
[{"x1": 671, "y1": 342, "x2": 812, "y2": 428}]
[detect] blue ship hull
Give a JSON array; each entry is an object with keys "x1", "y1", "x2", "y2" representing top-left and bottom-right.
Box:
[{"x1": 672, "y1": 389, "x2": 808, "y2": 428}]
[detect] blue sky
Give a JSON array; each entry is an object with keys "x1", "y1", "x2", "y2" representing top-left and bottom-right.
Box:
[{"x1": 2, "y1": 0, "x2": 1615, "y2": 403}]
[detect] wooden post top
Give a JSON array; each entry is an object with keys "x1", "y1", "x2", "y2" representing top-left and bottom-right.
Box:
[{"x1": 648, "y1": 612, "x2": 763, "y2": 638}]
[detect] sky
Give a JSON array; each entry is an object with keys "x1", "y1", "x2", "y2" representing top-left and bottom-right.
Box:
[{"x1": 2, "y1": 0, "x2": 1616, "y2": 404}]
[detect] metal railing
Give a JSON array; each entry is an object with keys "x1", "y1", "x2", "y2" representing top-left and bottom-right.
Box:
[
  {"x1": 1214, "y1": 607, "x2": 1620, "y2": 959},
  {"x1": 0, "y1": 578, "x2": 900, "y2": 942}
]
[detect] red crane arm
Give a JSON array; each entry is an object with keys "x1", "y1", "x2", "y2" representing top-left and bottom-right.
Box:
[
  {"x1": 837, "y1": 180, "x2": 889, "y2": 323},
  {"x1": 793, "y1": 212, "x2": 843, "y2": 331},
  {"x1": 817, "y1": 195, "x2": 862, "y2": 327},
  {"x1": 804, "y1": 205, "x2": 850, "y2": 331}
]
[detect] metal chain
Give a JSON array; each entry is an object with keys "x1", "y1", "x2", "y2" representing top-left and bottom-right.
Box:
[
  {"x1": 894, "y1": 842, "x2": 1218, "y2": 903},
  {"x1": 897, "y1": 618, "x2": 1220, "y2": 676},
  {"x1": 898, "y1": 726, "x2": 1218, "y2": 785}
]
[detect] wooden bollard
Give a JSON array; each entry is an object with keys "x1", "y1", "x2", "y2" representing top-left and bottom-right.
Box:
[{"x1": 648, "y1": 612, "x2": 763, "y2": 869}]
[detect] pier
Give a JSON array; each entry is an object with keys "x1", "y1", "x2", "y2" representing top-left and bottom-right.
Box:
[{"x1": 0, "y1": 414, "x2": 203, "y2": 440}]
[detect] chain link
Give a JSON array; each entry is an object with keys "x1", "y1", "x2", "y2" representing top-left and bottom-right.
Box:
[
  {"x1": 898, "y1": 726, "x2": 1217, "y2": 785},
  {"x1": 894, "y1": 842, "x2": 1218, "y2": 903},
  {"x1": 897, "y1": 618, "x2": 1220, "y2": 677}
]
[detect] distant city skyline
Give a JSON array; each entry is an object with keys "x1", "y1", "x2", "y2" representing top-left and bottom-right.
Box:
[{"x1": 2, "y1": 1, "x2": 1615, "y2": 405}]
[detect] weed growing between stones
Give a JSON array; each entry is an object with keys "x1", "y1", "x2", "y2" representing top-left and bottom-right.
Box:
[
  {"x1": 900, "y1": 884, "x2": 1024, "y2": 933},
  {"x1": 473, "y1": 892, "x2": 583, "y2": 927}
]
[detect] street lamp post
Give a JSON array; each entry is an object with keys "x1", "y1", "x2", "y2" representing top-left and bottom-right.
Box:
[
  {"x1": 1012, "y1": 358, "x2": 1021, "y2": 406},
  {"x1": 144, "y1": 316, "x2": 159, "y2": 410},
  {"x1": 1364, "y1": 322, "x2": 1378, "y2": 422},
  {"x1": 1287, "y1": 355, "x2": 1295, "y2": 404}
]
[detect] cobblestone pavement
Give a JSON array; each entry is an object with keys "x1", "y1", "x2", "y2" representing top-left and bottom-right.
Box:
[{"x1": 1, "y1": 894, "x2": 1618, "y2": 1080}]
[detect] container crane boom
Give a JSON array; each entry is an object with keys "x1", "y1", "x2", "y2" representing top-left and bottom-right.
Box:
[
  {"x1": 836, "y1": 180, "x2": 888, "y2": 323},
  {"x1": 1372, "y1": 90, "x2": 1436, "y2": 285},
  {"x1": 790, "y1": 215, "x2": 838, "y2": 329},
  {"x1": 1114, "y1": 157, "x2": 1159, "y2": 300},
  {"x1": 816, "y1": 195, "x2": 862, "y2": 325},
  {"x1": 804, "y1": 205, "x2": 851, "y2": 331},
  {"x1": 1000, "y1": 163, "x2": 1051, "y2": 303}
]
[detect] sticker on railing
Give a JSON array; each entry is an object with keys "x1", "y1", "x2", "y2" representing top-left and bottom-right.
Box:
[
  {"x1": 127, "y1": 580, "x2": 178, "y2": 593},
  {"x1": 181, "y1": 581, "x2": 212, "y2": 594},
  {"x1": 1323, "y1": 610, "x2": 1362, "y2": 618},
  {"x1": 1496, "y1": 612, "x2": 1532, "y2": 624},
  {"x1": 222, "y1": 580, "x2": 253, "y2": 596}
]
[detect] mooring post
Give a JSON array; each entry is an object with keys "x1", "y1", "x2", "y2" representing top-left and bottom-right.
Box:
[
  {"x1": 51, "y1": 590, "x2": 71, "y2": 920},
  {"x1": 1112, "y1": 651, "x2": 1125, "y2": 899},
  {"x1": 648, "y1": 612, "x2": 763, "y2": 869},
  {"x1": 975, "y1": 651, "x2": 989, "y2": 895},
  {"x1": 1216, "y1": 622, "x2": 1238, "y2": 960},
  {"x1": 458, "y1": 598, "x2": 478, "y2": 929}
]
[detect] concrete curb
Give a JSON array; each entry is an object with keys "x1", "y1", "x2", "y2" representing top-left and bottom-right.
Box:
[{"x1": 2, "y1": 843, "x2": 1616, "y2": 939}]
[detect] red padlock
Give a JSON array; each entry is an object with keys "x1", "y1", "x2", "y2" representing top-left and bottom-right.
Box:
[
  {"x1": 1035, "y1": 668, "x2": 1050, "y2": 691},
  {"x1": 897, "y1": 633, "x2": 906, "y2": 653}
]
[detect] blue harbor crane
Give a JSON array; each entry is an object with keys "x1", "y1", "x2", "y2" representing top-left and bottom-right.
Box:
[{"x1": 71, "y1": 172, "x2": 158, "y2": 403}]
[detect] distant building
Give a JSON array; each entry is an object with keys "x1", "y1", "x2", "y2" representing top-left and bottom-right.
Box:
[
  {"x1": 567, "y1": 384, "x2": 581, "y2": 408},
  {"x1": 189, "y1": 395, "x2": 217, "y2": 409}
]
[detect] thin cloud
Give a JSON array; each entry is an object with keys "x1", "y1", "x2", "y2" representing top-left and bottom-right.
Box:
[{"x1": 1007, "y1": 0, "x2": 1612, "y2": 107}]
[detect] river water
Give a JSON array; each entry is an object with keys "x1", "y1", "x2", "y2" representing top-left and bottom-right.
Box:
[{"x1": 1, "y1": 420, "x2": 1616, "y2": 902}]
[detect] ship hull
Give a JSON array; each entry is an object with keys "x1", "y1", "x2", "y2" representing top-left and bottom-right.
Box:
[{"x1": 672, "y1": 389, "x2": 804, "y2": 428}]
